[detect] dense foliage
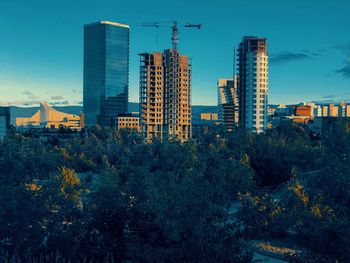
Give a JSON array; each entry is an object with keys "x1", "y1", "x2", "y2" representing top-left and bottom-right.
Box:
[{"x1": 0, "y1": 120, "x2": 349, "y2": 262}]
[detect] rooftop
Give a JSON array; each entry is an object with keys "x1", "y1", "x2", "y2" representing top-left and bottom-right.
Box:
[{"x1": 85, "y1": 20, "x2": 129, "y2": 29}]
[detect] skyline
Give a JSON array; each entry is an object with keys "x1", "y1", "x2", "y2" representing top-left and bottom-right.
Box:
[{"x1": 0, "y1": 0, "x2": 350, "y2": 107}]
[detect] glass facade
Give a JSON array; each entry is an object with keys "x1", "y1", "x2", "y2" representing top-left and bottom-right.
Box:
[
  {"x1": 0, "y1": 107, "x2": 10, "y2": 140},
  {"x1": 83, "y1": 21, "x2": 129, "y2": 126}
]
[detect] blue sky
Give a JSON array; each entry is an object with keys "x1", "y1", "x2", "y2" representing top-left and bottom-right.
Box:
[{"x1": 0, "y1": 0, "x2": 349, "y2": 106}]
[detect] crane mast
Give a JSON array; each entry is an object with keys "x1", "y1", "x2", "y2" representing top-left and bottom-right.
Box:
[
  {"x1": 171, "y1": 22, "x2": 179, "y2": 50},
  {"x1": 142, "y1": 21, "x2": 201, "y2": 51}
]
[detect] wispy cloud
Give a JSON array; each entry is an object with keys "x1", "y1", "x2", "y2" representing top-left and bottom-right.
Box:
[
  {"x1": 302, "y1": 49, "x2": 326, "y2": 57},
  {"x1": 72, "y1": 89, "x2": 82, "y2": 94},
  {"x1": 0, "y1": 100, "x2": 40, "y2": 107},
  {"x1": 335, "y1": 60, "x2": 350, "y2": 78},
  {"x1": 0, "y1": 99, "x2": 82, "y2": 107},
  {"x1": 0, "y1": 101, "x2": 11, "y2": 106},
  {"x1": 311, "y1": 98, "x2": 350, "y2": 104},
  {"x1": 51, "y1": 95, "x2": 64, "y2": 100},
  {"x1": 322, "y1": 94, "x2": 336, "y2": 99},
  {"x1": 312, "y1": 98, "x2": 350, "y2": 104},
  {"x1": 333, "y1": 41, "x2": 350, "y2": 78},
  {"x1": 334, "y1": 42, "x2": 350, "y2": 55},
  {"x1": 311, "y1": 99, "x2": 337, "y2": 104},
  {"x1": 317, "y1": 49, "x2": 327, "y2": 54},
  {"x1": 270, "y1": 51, "x2": 313, "y2": 64},
  {"x1": 51, "y1": 100, "x2": 70, "y2": 106},
  {"x1": 21, "y1": 90, "x2": 38, "y2": 100},
  {"x1": 21, "y1": 91, "x2": 32, "y2": 96},
  {"x1": 312, "y1": 92, "x2": 350, "y2": 104}
]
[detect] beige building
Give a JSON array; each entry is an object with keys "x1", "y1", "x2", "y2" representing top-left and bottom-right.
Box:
[
  {"x1": 322, "y1": 105, "x2": 329, "y2": 117},
  {"x1": 200, "y1": 113, "x2": 218, "y2": 121},
  {"x1": 328, "y1": 104, "x2": 339, "y2": 117},
  {"x1": 16, "y1": 102, "x2": 84, "y2": 130},
  {"x1": 140, "y1": 49, "x2": 192, "y2": 142},
  {"x1": 113, "y1": 114, "x2": 140, "y2": 131},
  {"x1": 339, "y1": 102, "x2": 350, "y2": 117}
]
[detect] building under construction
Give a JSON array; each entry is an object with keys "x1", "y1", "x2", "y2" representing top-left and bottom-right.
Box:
[{"x1": 140, "y1": 49, "x2": 192, "y2": 141}]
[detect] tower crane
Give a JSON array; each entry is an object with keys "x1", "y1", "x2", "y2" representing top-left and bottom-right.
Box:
[{"x1": 141, "y1": 21, "x2": 201, "y2": 50}]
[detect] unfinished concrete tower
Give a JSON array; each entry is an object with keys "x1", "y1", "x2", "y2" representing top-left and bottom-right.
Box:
[
  {"x1": 140, "y1": 52, "x2": 165, "y2": 140},
  {"x1": 139, "y1": 49, "x2": 192, "y2": 142}
]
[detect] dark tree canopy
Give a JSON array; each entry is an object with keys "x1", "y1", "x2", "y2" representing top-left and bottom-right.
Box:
[{"x1": 0, "y1": 120, "x2": 349, "y2": 262}]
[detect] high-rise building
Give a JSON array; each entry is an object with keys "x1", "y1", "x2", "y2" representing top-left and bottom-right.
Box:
[
  {"x1": 313, "y1": 105, "x2": 322, "y2": 117},
  {"x1": 339, "y1": 102, "x2": 347, "y2": 117},
  {"x1": 218, "y1": 77, "x2": 238, "y2": 131},
  {"x1": 346, "y1": 105, "x2": 350, "y2": 117},
  {"x1": 83, "y1": 21, "x2": 129, "y2": 126},
  {"x1": 328, "y1": 104, "x2": 339, "y2": 117},
  {"x1": 0, "y1": 107, "x2": 10, "y2": 140},
  {"x1": 237, "y1": 36, "x2": 268, "y2": 133},
  {"x1": 322, "y1": 105, "x2": 329, "y2": 117},
  {"x1": 140, "y1": 49, "x2": 192, "y2": 141}
]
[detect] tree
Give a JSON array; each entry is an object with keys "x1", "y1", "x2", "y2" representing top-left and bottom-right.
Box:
[{"x1": 58, "y1": 166, "x2": 80, "y2": 202}]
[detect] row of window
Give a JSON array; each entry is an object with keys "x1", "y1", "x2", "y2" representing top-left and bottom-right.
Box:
[
  {"x1": 245, "y1": 105, "x2": 265, "y2": 109},
  {"x1": 248, "y1": 94, "x2": 267, "y2": 99}
]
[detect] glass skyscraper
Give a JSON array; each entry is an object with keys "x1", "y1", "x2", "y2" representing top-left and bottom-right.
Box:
[
  {"x1": 83, "y1": 21, "x2": 129, "y2": 126},
  {"x1": 0, "y1": 107, "x2": 10, "y2": 140}
]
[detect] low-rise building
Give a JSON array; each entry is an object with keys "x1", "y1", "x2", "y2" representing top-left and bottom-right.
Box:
[
  {"x1": 112, "y1": 113, "x2": 140, "y2": 131},
  {"x1": 16, "y1": 102, "x2": 84, "y2": 130},
  {"x1": 295, "y1": 105, "x2": 312, "y2": 117},
  {"x1": 275, "y1": 104, "x2": 293, "y2": 116},
  {"x1": 267, "y1": 106, "x2": 277, "y2": 116},
  {"x1": 200, "y1": 113, "x2": 218, "y2": 121},
  {"x1": 286, "y1": 115, "x2": 310, "y2": 125}
]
